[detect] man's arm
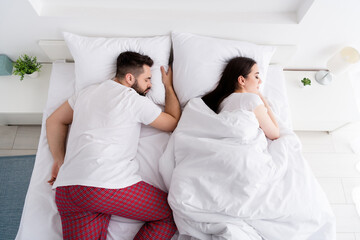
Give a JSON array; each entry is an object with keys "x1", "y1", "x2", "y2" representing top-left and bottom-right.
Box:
[
  {"x1": 46, "y1": 101, "x2": 73, "y2": 185},
  {"x1": 150, "y1": 66, "x2": 181, "y2": 132}
]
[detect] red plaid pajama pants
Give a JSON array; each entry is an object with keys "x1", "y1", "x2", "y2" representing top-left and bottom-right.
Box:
[{"x1": 55, "y1": 181, "x2": 177, "y2": 240}]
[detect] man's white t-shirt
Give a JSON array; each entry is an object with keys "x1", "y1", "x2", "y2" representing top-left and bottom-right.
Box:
[
  {"x1": 52, "y1": 80, "x2": 161, "y2": 189},
  {"x1": 219, "y1": 92, "x2": 263, "y2": 113}
]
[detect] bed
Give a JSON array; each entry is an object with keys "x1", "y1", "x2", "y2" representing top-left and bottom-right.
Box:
[{"x1": 15, "y1": 32, "x2": 335, "y2": 240}]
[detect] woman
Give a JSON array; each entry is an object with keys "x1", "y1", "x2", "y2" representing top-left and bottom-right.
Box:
[{"x1": 202, "y1": 56, "x2": 280, "y2": 140}]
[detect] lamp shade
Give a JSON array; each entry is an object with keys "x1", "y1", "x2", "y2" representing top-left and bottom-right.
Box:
[{"x1": 327, "y1": 46, "x2": 360, "y2": 76}]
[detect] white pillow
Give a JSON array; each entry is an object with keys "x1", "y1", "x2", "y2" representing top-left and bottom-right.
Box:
[
  {"x1": 63, "y1": 32, "x2": 171, "y2": 105},
  {"x1": 45, "y1": 61, "x2": 75, "y2": 114},
  {"x1": 171, "y1": 32, "x2": 276, "y2": 106}
]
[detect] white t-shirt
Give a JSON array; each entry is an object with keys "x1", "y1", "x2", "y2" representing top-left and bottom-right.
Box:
[
  {"x1": 219, "y1": 92, "x2": 263, "y2": 113},
  {"x1": 53, "y1": 80, "x2": 162, "y2": 189}
]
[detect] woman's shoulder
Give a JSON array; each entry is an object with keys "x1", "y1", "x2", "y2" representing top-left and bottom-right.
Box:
[
  {"x1": 235, "y1": 93, "x2": 263, "y2": 111},
  {"x1": 244, "y1": 93, "x2": 263, "y2": 108},
  {"x1": 228, "y1": 92, "x2": 261, "y2": 102},
  {"x1": 220, "y1": 92, "x2": 262, "y2": 112}
]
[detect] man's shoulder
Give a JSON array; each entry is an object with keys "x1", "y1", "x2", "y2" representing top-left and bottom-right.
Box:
[{"x1": 132, "y1": 94, "x2": 156, "y2": 107}]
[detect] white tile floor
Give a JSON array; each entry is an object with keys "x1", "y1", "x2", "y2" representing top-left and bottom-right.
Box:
[
  {"x1": 0, "y1": 125, "x2": 39, "y2": 156},
  {"x1": 1, "y1": 124, "x2": 360, "y2": 238},
  {"x1": 295, "y1": 122, "x2": 360, "y2": 239}
]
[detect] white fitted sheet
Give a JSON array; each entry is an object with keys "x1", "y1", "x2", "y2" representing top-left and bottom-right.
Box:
[{"x1": 15, "y1": 62, "x2": 291, "y2": 240}]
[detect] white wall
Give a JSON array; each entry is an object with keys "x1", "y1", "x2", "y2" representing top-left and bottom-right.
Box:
[{"x1": 1, "y1": 0, "x2": 360, "y2": 70}]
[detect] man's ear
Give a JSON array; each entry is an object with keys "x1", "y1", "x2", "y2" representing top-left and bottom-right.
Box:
[
  {"x1": 125, "y1": 73, "x2": 134, "y2": 85},
  {"x1": 237, "y1": 75, "x2": 246, "y2": 86}
]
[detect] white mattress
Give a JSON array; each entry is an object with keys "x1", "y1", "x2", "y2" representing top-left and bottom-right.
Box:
[{"x1": 15, "y1": 62, "x2": 291, "y2": 240}]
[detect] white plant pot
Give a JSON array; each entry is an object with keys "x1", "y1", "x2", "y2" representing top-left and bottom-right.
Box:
[{"x1": 26, "y1": 71, "x2": 39, "y2": 78}]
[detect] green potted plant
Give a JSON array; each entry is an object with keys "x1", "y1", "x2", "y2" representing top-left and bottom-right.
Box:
[
  {"x1": 300, "y1": 77, "x2": 311, "y2": 88},
  {"x1": 13, "y1": 54, "x2": 42, "y2": 81}
]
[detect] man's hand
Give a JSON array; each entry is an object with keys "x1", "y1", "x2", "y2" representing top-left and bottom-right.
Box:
[
  {"x1": 150, "y1": 65, "x2": 181, "y2": 132},
  {"x1": 46, "y1": 101, "x2": 73, "y2": 186},
  {"x1": 160, "y1": 66, "x2": 173, "y2": 88},
  {"x1": 48, "y1": 160, "x2": 62, "y2": 185}
]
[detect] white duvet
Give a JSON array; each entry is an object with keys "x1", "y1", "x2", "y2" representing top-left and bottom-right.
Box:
[{"x1": 159, "y1": 98, "x2": 336, "y2": 240}]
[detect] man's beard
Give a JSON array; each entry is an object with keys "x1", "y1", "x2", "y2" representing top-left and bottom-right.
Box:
[{"x1": 132, "y1": 79, "x2": 150, "y2": 96}]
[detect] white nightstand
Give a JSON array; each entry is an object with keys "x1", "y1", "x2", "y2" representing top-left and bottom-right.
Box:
[
  {"x1": 284, "y1": 70, "x2": 360, "y2": 132},
  {"x1": 0, "y1": 63, "x2": 52, "y2": 125}
]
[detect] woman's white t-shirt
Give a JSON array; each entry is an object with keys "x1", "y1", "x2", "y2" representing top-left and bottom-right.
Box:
[
  {"x1": 219, "y1": 92, "x2": 263, "y2": 113},
  {"x1": 52, "y1": 80, "x2": 161, "y2": 189}
]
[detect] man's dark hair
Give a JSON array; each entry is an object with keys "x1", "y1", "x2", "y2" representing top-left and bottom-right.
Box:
[{"x1": 115, "y1": 51, "x2": 153, "y2": 79}]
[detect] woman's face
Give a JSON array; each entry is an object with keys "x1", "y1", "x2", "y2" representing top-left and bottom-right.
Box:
[{"x1": 243, "y1": 64, "x2": 262, "y2": 93}]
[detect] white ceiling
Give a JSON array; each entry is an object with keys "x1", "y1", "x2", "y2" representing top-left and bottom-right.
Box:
[{"x1": 28, "y1": 0, "x2": 315, "y2": 24}]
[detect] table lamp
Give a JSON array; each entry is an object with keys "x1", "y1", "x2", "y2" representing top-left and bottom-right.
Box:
[{"x1": 315, "y1": 46, "x2": 360, "y2": 85}]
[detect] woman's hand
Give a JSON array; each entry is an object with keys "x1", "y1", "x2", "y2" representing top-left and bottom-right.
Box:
[
  {"x1": 256, "y1": 91, "x2": 267, "y2": 104},
  {"x1": 254, "y1": 91, "x2": 269, "y2": 107}
]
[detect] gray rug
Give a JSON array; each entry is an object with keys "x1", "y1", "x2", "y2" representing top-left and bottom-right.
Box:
[{"x1": 0, "y1": 155, "x2": 35, "y2": 240}]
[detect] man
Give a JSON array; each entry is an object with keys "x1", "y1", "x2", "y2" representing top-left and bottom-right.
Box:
[{"x1": 46, "y1": 51, "x2": 181, "y2": 239}]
